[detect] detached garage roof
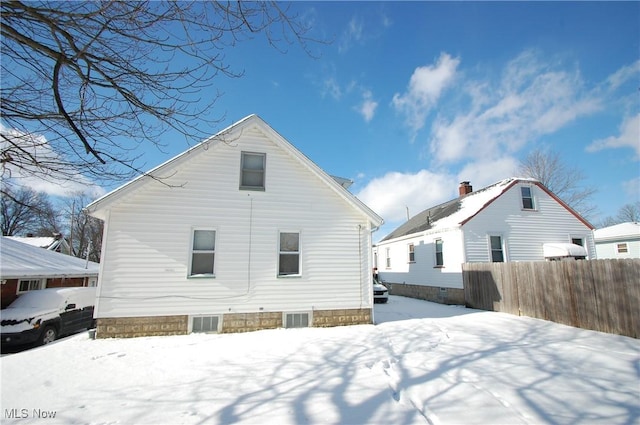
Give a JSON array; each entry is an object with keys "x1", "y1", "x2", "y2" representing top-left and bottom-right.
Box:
[{"x1": 0, "y1": 237, "x2": 99, "y2": 279}]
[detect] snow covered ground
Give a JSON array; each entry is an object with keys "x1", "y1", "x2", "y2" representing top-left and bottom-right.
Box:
[{"x1": 1, "y1": 296, "x2": 638, "y2": 425}]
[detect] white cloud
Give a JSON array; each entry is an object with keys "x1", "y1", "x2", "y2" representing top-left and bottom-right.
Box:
[
  {"x1": 392, "y1": 53, "x2": 461, "y2": 135},
  {"x1": 321, "y1": 77, "x2": 342, "y2": 100},
  {"x1": 586, "y1": 113, "x2": 640, "y2": 159},
  {"x1": 357, "y1": 90, "x2": 378, "y2": 122},
  {"x1": 606, "y1": 60, "x2": 640, "y2": 92},
  {"x1": 1, "y1": 125, "x2": 105, "y2": 198},
  {"x1": 622, "y1": 177, "x2": 640, "y2": 201},
  {"x1": 456, "y1": 157, "x2": 520, "y2": 189},
  {"x1": 356, "y1": 170, "x2": 455, "y2": 223},
  {"x1": 429, "y1": 50, "x2": 601, "y2": 164},
  {"x1": 339, "y1": 17, "x2": 364, "y2": 53}
]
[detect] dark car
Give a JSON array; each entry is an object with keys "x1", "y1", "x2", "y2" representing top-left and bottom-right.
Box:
[{"x1": 1, "y1": 287, "x2": 96, "y2": 349}]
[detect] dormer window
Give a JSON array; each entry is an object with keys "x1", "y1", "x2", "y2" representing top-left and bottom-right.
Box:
[
  {"x1": 240, "y1": 152, "x2": 266, "y2": 191},
  {"x1": 521, "y1": 186, "x2": 534, "y2": 210}
]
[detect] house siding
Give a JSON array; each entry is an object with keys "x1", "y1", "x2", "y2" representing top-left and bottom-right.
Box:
[
  {"x1": 95, "y1": 126, "x2": 375, "y2": 321},
  {"x1": 376, "y1": 181, "x2": 595, "y2": 297},
  {"x1": 463, "y1": 183, "x2": 596, "y2": 262}
]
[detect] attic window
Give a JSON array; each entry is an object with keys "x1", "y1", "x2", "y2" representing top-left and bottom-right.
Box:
[
  {"x1": 521, "y1": 186, "x2": 534, "y2": 210},
  {"x1": 240, "y1": 152, "x2": 266, "y2": 190}
]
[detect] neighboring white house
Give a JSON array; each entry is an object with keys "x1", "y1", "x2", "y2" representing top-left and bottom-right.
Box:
[
  {"x1": 594, "y1": 222, "x2": 640, "y2": 259},
  {"x1": 85, "y1": 114, "x2": 383, "y2": 338},
  {"x1": 6, "y1": 234, "x2": 72, "y2": 255},
  {"x1": 0, "y1": 237, "x2": 99, "y2": 308},
  {"x1": 373, "y1": 179, "x2": 595, "y2": 304}
]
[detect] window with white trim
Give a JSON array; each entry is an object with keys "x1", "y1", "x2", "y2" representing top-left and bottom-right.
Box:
[
  {"x1": 521, "y1": 186, "x2": 535, "y2": 210},
  {"x1": 408, "y1": 243, "x2": 415, "y2": 263},
  {"x1": 385, "y1": 247, "x2": 391, "y2": 268},
  {"x1": 278, "y1": 232, "x2": 300, "y2": 276},
  {"x1": 489, "y1": 235, "x2": 504, "y2": 263},
  {"x1": 571, "y1": 238, "x2": 584, "y2": 247},
  {"x1": 189, "y1": 229, "x2": 216, "y2": 277},
  {"x1": 617, "y1": 243, "x2": 628, "y2": 253},
  {"x1": 240, "y1": 152, "x2": 266, "y2": 190},
  {"x1": 435, "y1": 239, "x2": 444, "y2": 267},
  {"x1": 18, "y1": 279, "x2": 44, "y2": 293}
]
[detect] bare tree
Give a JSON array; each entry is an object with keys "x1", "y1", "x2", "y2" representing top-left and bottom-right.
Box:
[
  {"x1": 1, "y1": 1, "x2": 316, "y2": 194},
  {"x1": 599, "y1": 201, "x2": 640, "y2": 227},
  {"x1": 64, "y1": 192, "x2": 104, "y2": 261},
  {"x1": 518, "y1": 148, "x2": 597, "y2": 219},
  {"x1": 1, "y1": 186, "x2": 60, "y2": 236}
]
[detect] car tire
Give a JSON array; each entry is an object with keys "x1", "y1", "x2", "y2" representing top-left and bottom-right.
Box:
[{"x1": 40, "y1": 326, "x2": 57, "y2": 345}]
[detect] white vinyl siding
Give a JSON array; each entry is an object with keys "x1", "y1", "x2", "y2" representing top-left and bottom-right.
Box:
[{"x1": 93, "y1": 124, "x2": 377, "y2": 318}]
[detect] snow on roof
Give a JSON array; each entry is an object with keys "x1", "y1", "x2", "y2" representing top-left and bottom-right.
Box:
[
  {"x1": 0, "y1": 237, "x2": 99, "y2": 279},
  {"x1": 5, "y1": 236, "x2": 56, "y2": 249},
  {"x1": 381, "y1": 178, "x2": 522, "y2": 241},
  {"x1": 593, "y1": 222, "x2": 640, "y2": 242}
]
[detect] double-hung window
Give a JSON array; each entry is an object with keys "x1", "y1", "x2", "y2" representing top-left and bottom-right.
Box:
[
  {"x1": 190, "y1": 229, "x2": 216, "y2": 277},
  {"x1": 240, "y1": 152, "x2": 266, "y2": 190},
  {"x1": 489, "y1": 235, "x2": 504, "y2": 263},
  {"x1": 521, "y1": 186, "x2": 535, "y2": 210},
  {"x1": 408, "y1": 243, "x2": 415, "y2": 263},
  {"x1": 435, "y1": 239, "x2": 444, "y2": 267},
  {"x1": 279, "y1": 232, "x2": 300, "y2": 276},
  {"x1": 385, "y1": 248, "x2": 391, "y2": 268}
]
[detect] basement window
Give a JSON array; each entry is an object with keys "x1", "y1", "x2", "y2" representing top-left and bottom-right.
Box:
[
  {"x1": 191, "y1": 315, "x2": 220, "y2": 333},
  {"x1": 284, "y1": 312, "x2": 310, "y2": 328}
]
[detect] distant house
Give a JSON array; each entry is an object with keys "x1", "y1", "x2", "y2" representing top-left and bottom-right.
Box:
[
  {"x1": 6, "y1": 234, "x2": 72, "y2": 255},
  {"x1": 373, "y1": 178, "x2": 595, "y2": 304},
  {"x1": 594, "y1": 222, "x2": 640, "y2": 259},
  {"x1": 85, "y1": 114, "x2": 383, "y2": 338},
  {"x1": 0, "y1": 237, "x2": 99, "y2": 308}
]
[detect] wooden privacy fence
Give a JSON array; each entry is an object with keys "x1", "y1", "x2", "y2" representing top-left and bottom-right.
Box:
[{"x1": 463, "y1": 259, "x2": 640, "y2": 338}]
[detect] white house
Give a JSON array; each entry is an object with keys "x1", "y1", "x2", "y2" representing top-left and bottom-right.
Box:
[
  {"x1": 373, "y1": 179, "x2": 595, "y2": 304},
  {"x1": 594, "y1": 222, "x2": 640, "y2": 259},
  {"x1": 85, "y1": 115, "x2": 383, "y2": 338}
]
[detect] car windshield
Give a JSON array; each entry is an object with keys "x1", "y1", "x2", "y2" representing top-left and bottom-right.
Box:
[{"x1": 8, "y1": 291, "x2": 65, "y2": 310}]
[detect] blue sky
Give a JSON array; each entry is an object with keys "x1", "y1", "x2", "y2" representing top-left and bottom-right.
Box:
[{"x1": 15, "y1": 2, "x2": 640, "y2": 237}]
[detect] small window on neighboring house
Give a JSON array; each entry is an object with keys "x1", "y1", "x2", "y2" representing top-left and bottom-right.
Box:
[
  {"x1": 408, "y1": 243, "x2": 415, "y2": 263},
  {"x1": 240, "y1": 152, "x2": 266, "y2": 190},
  {"x1": 279, "y1": 232, "x2": 300, "y2": 276},
  {"x1": 521, "y1": 186, "x2": 534, "y2": 210},
  {"x1": 617, "y1": 243, "x2": 628, "y2": 253},
  {"x1": 435, "y1": 239, "x2": 444, "y2": 267},
  {"x1": 490, "y1": 235, "x2": 504, "y2": 263},
  {"x1": 385, "y1": 247, "x2": 391, "y2": 268},
  {"x1": 18, "y1": 279, "x2": 43, "y2": 293},
  {"x1": 190, "y1": 229, "x2": 216, "y2": 277}
]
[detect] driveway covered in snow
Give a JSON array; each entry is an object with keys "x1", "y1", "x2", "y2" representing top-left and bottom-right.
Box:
[{"x1": 1, "y1": 296, "x2": 638, "y2": 424}]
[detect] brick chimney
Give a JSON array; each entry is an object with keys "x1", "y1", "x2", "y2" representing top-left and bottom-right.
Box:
[{"x1": 459, "y1": 181, "x2": 473, "y2": 196}]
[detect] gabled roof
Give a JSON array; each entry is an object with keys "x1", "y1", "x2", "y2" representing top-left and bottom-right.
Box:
[
  {"x1": 380, "y1": 177, "x2": 593, "y2": 242},
  {"x1": 594, "y1": 222, "x2": 640, "y2": 242},
  {"x1": 0, "y1": 237, "x2": 99, "y2": 279},
  {"x1": 85, "y1": 114, "x2": 382, "y2": 227},
  {"x1": 5, "y1": 236, "x2": 69, "y2": 253}
]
